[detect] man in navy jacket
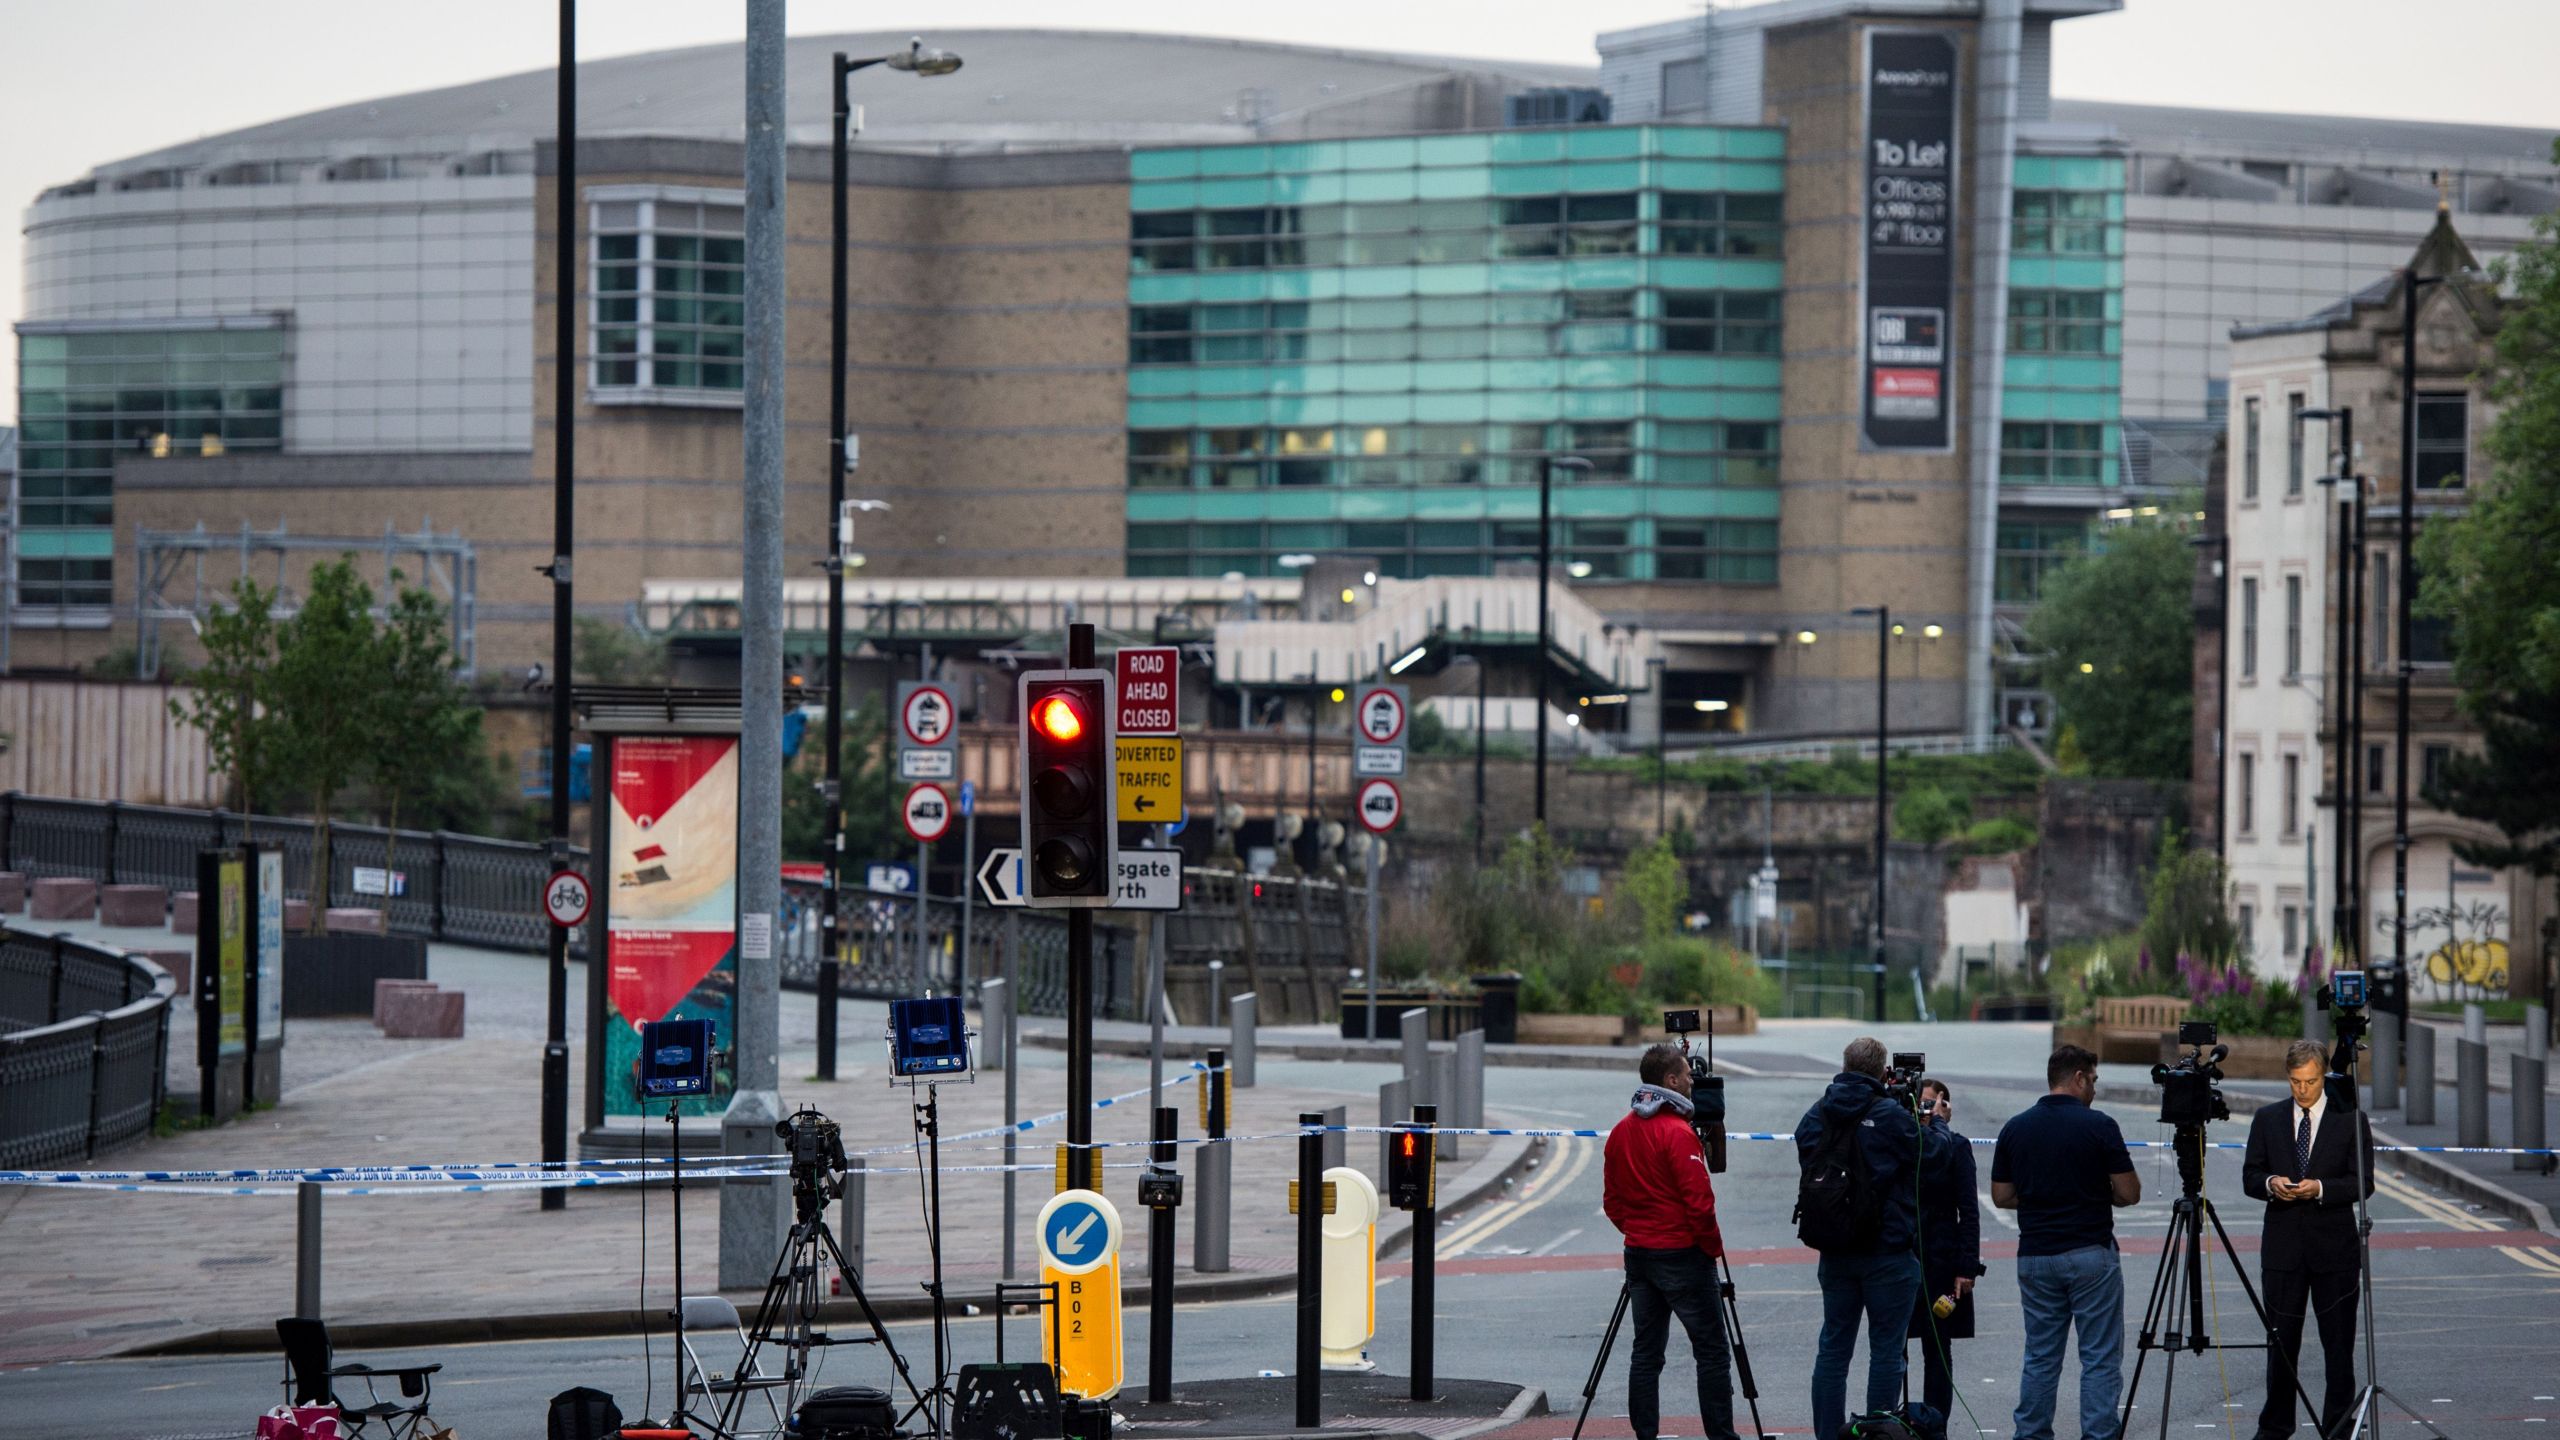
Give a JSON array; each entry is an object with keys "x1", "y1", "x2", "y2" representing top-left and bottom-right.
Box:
[
  {"x1": 1603, "y1": 1043, "x2": 1738, "y2": 1440},
  {"x1": 1794, "y1": 1037, "x2": 1954, "y2": 1440}
]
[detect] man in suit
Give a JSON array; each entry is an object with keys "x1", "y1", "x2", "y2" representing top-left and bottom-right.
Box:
[{"x1": 2242, "y1": 1038, "x2": 2368, "y2": 1439}]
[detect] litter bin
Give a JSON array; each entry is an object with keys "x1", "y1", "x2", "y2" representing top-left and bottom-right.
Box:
[{"x1": 1471, "y1": 972, "x2": 1522, "y2": 1045}]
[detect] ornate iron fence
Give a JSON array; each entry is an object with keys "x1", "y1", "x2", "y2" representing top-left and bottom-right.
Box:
[{"x1": 0, "y1": 925, "x2": 176, "y2": 1167}]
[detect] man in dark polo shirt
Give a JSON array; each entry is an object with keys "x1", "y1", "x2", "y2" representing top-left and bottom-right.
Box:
[{"x1": 1993, "y1": 1043, "x2": 2140, "y2": 1440}]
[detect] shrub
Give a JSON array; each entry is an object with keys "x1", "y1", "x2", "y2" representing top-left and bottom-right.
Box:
[
  {"x1": 1895, "y1": 786, "x2": 1971, "y2": 843},
  {"x1": 1956, "y1": 816, "x2": 2037, "y2": 855},
  {"x1": 1633, "y1": 935, "x2": 1779, "y2": 1014},
  {"x1": 1613, "y1": 838, "x2": 1687, "y2": 940},
  {"x1": 2139, "y1": 830, "x2": 2239, "y2": 967}
]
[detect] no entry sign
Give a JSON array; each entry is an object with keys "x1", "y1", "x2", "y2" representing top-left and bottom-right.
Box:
[{"x1": 1115, "y1": 646, "x2": 1179, "y2": 736}]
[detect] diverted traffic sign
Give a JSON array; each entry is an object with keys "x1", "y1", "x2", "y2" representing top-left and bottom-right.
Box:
[
  {"x1": 1112, "y1": 847, "x2": 1183, "y2": 911},
  {"x1": 1114, "y1": 736, "x2": 1183, "y2": 823},
  {"x1": 1355, "y1": 684, "x2": 1408, "y2": 746},
  {"x1": 903, "y1": 783, "x2": 953, "y2": 843},
  {"x1": 1114, "y1": 646, "x2": 1179, "y2": 736},
  {"x1": 976, "y1": 847, "x2": 1026, "y2": 907},
  {"x1": 1356, "y1": 777, "x2": 1403, "y2": 833},
  {"x1": 1037, "y1": 1189, "x2": 1125, "y2": 1400}
]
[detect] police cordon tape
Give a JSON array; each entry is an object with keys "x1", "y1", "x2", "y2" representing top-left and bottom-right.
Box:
[{"x1": 9, "y1": 1113, "x2": 2553, "y2": 1195}]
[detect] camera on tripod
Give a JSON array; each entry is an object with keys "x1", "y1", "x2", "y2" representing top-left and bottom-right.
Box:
[
  {"x1": 2151, "y1": 1020, "x2": 2230, "y2": 1128},
  {"x1": 776, "y1": 1106, "x2": 850, "y2": 1202},
  {"x1": 1663, "y1": 1009, "x2": 1728, "y2": 1173},
  {"x1": 1883, "y1": 1051, "x2": 1928, "y2": 1112}
]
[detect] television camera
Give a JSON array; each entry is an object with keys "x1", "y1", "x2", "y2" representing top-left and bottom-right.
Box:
[
  {"x1": 1883, "y1": 1051, "x2": 1929, "y2": 1113},
  {"x1": 1662, "y1": 1009, "x2": 1727, "y2": 1172},
  {"x1": 774, "y1": 1106, "x2": 850, "y2": 1219}
]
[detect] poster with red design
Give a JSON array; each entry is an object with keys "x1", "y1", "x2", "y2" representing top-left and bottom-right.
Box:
[{"x1": 604, "y1": 734, "x2": 740, "y2": 1116}]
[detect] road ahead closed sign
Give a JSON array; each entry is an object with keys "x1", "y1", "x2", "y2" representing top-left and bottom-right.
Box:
[{"x1": 1114, "y1": 736, "x2": 1182, "y2": 824}]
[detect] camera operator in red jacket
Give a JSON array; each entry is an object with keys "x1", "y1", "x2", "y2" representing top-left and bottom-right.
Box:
[{"x1": 1603, "y1": 1043, "x2": 1739, "y2": 1440}]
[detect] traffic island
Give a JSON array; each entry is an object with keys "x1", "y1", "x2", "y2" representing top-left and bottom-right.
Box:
[{"x1": 1116, "y1": 1373, "x2": 1545, "y2": 1440}]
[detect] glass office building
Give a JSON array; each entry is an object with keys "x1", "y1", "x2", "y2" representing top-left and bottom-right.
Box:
[{"x1": 1123, "y1": 125, "x2": 1787, "y2": 584}]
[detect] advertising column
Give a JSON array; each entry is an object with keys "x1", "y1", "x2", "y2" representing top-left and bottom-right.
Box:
[
  {"x1": 1860, "y1": 30, "x2": 1961, "y2": 452},
  {"x1": 602, "y1": 734, "x2": 743, "y2": 1118}
]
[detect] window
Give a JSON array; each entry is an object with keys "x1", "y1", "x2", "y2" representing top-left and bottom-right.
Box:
[
  {"x1": 1565, "y1": 521, "x2": 1632, "y2": 579},
  {"x1": 2006, "y1": 290, "x2": 2106, "y2": 354},
  {"x1": 1659, "y1": 192, "x2": 1783, "y2": 257},
  {"x1": 2243, "y1": 398, "x2": 2261, "y2": 501},
  {"x1": 2405, "y1": 548, "x2": 2451, "y2": 664},
  {"x1": 2238, "y1": 903, "x2": 2257, "y2": 956},
  {"x1": 591, "y1": 191, "x2": 745, "y2": 396},
  {"x1": 2283, "y1": 574, "x2": 2303, "y2": 680},
  {"x1": 1661, "y1": 291, "x2": 1781, "y2": 354},
  {"x1": 1659, "y1": 57, "x2": 1708, "y2": 114},
  {"x1": 2238, "y1": 752, "x2": 2257, "y2": 836},
  {"x1": 1129, "y1": 211, "x2": 1195, "y2": 272},
  {"x1": 2282, "y1": 753, "x2": 2301, "y2": 838},
  {"x1": 2240, "y1": 577, "x2": 2260, "y2": 680},
  {"x1": 1652, "y1": 421, "x2": 1778, "y2": 489},
  {"x1": 1127, "y1": 430, "x2": 1192, "y2": 489},
  {"x1": 2414, "y1": 394, "x2": 2468, "y2": 490},
  {"x1": 1995, "y1": 518, "x2": 2091, "y2": 604},
  {"x1": 1654, "y1": 520, "x2": 1779, "y2": 584},
  {"x1": 2366, "y1": 744, "x2": 2384, "y2": 795},
  {"x1": 2422, "y1": 743, "x2": 2451, "y2": 798},
  {"x1": 2012, "y1": 190, "x2": 2107, "y2": 253},
  {"x1": 2000, "y1": 422, "x2": 2106, "y2": 485},
  {"x1": 2282, "y1": 905, "x2": 2300, "y2": 959},
  {"x1": 2286, "y1": 394, "x2": 2306, "y2": 496}
]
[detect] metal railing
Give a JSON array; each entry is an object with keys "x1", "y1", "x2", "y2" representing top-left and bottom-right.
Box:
[{"x1": 0, "y1": 925, "x2": 176, "y2": 1167}]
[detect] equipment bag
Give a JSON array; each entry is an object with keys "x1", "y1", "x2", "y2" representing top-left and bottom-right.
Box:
[
  {"x1": 1793, "y1": 1115, "x2": 1883, "y2": 1253},
  {"x1": 1840, "y1": 1405, "x2": 1939, "y2": 1440},
  {"x1": 799, "y1": 1384, "x2": 898, "y2": 1440},
  {"x1": 544, "y1": 1385, "x2": 621, "y2": 1440}
]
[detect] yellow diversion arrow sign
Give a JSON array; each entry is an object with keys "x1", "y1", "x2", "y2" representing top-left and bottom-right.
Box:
[{"x1": 1114, "y1": 737, "x2": 1182, "y2": 823}]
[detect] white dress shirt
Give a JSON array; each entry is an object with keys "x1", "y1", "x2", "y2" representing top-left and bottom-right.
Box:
[{"x1": 2290, "y1": 1091, "x2": 2328, "y2": 1199}]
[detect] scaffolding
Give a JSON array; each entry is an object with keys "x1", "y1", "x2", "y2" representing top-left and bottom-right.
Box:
[{"x1": 134, "y1": 520, "x2": 478, "y2": 680}]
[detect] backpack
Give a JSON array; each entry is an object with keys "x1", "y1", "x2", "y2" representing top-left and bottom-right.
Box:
[
  {"x1": 1794, "y1": 1108, "x2": 1883, "y2": 1253},
  {"x1": 545, "y1": 1387, "x2": 622, "y2": 1440},
  {"x1": 799, "y1": 1384, "x2": 898, "y2": 1440},
  {"x1": 1841, "y1": 1404, "x2": 1943, "y2": 1440}
]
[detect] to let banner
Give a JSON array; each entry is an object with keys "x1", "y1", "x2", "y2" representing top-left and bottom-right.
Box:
[{"x1": 1859, "y1": 30, "x2": 1959, "y2": 453}]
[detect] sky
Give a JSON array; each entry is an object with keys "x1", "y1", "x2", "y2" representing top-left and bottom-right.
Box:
[{"x1": 5, "y1": 0, "x2": 2558, "y2": 427}]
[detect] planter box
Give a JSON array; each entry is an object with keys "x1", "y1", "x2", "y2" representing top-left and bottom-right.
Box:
[
  {"x1": 0, "y1": 872, "x2": 25, "y2": 912},
  {"x1": 283, "y1": 899, "x2": 313, "y2": 932},
  {"x1": 100, "y1": 883, "x2": 168, "y2": 928},
  {"x1": 325, "y1": 906, "x2": 387, "y2": 936},
  {"x1": 284, "y1": 934, "x2": 428, "y2": 1018},
  {"x1": 1339, "y1": 990, "x2": 1481, "y2": 1041},
  {"x1": 2051, "y1": 1022, "x2": 2098, "y2": 1056},
  {"x1": 138, "y1": 948, "x2": 193, "y2": 993},
  {"x1": 380, "y1": 986, "x2": 465, "y2": 1039},
  {"x1": 1971, "y1": 995, "x2": 2055, "y2": 1022},
  {"x1": 171, "y1": 890, "x2": 199, "y2": 935},
  {"x1": 1514, "y1": 1012, "x2": 1639, "y2": 1046},
  {"x1": 375, "y1": 978, "x2": 438, "y2": 1027},
  {"x1": 30, "y1": 877, "x2": 97, "y2": 921}
]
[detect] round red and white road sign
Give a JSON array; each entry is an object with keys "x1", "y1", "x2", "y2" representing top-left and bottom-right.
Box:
[
  {"x1": 1356, "y1": 686, "x2": 1407, "y2": 745},
  {"x1": 902, "y1": 685, "x2": 955, "y2": 747},
  {"x1": 1355, "y1": 777, "x2": 1403, "y2": 833},
  {"x1": 544, "y1": 869, "x2": 592, "y2": 928},
  {"x1": 903, "y1": 782, "x2": 954, "y2": 844}
]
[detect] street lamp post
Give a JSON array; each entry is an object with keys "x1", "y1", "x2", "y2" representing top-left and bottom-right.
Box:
[
  {"x1": 540, "y1": 0, "x2": 577, "y2": 1212},
  {"x1": 1451, "y1": 645, "x2": 1486, "y2": 866},
  {"x1": 1647, "y1": 655, "x2": 1669, "y2": 839},
  {"x1": 1534, "y1": 455, "x2": 1592, "y2": 827},
  {"x1": 1851, "y1": 605, "x2": 1891, "y2": 1022},
  {"x1": 2305, "y1": 406, "x2": 2355, "y2": 956},
  {"x1": 2391, "y1": 269, "x2": 2444, "y2": 1019}
]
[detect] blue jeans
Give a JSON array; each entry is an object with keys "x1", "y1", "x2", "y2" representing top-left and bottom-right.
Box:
[
  {"x1": 1813, "y1": 1248, "x2": 1922, "y2": 1440},
  {"x1": 1624, "y1": 1247, "x2": 1739, "y2": 1440},
  {"x1": 2014, "y1": 1244, "x2": 2125, "y2": 1440}
]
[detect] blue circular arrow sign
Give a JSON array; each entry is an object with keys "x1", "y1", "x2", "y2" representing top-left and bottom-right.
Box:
[{"x1": 1041, "y1": 1193, "x2": 1115, "y2": 1272}]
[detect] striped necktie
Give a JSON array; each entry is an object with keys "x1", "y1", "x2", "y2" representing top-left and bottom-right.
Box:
[{"x1": 2295, "y1": 1107, "x2": 2312, "y2": 1182}]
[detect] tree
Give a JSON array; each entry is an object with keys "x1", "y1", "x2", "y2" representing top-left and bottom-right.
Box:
[
  {"x1": 271, "y1": 560, "x2": 385, "y2": 928},
  {"x1": 1612, "y1": 837, "x2": 1688, "y2": 941},
  {"x1": 2140, "y1": 828, "x2": 2240, "y2": 968},
  {"x1": 2022, "y1": 515, "x2": 2196, "y2": 781},
  {"x1": 367, "y1": 578, "x2": 483, "y2": 882},
  {"x1": 574, "y1": 616, "x2": 671, "y2": 686},
  {"x1": 171, "y1": 578, "x2": 283, "y2": 829},
  {"x1": 780, "y1": 701, "x2": 900, "y2": 867},
  {"x1": 2418, "y1": 169, "x2": 2560, "y2": 878}
]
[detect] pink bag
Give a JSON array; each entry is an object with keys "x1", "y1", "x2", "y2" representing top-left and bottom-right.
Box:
[{"x1": 255, "y1": 1403, "x2": 342, "y2": 1440}]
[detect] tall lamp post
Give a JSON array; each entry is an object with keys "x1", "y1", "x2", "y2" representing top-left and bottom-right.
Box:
[
  {"x1": 1533, "y1": 454, "x2": 1592, "y2": 827},
  {"x1": 2305, "y1": 405, "x2": 2355, "y2": 957},
  {"x1": 825, "y1": 39, "x2": 961, "y2": 1072},
  {"x1": 1646, "y1": 655, "x2": 1669, "y2": 838},
  {"x1": 1850, "y1": 605, "x2": 1891, "y2": 1022},
  {"x1": 541, "y1": 0, "x2": 577, "y2": 1212},
  {"x1": 2390, "y1": 268, "x2": 2446, "y2": 1019},
  {"x1": 1451, "y1": 645, "x2": 1486, "y2": 865}
]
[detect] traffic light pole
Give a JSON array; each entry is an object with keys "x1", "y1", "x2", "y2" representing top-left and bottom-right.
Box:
[
  {"x1": 1411, "y1": 1102, "x2": 1437, "y2": 1402},
  {"x1": 1066, "y1": 621, "x2": 1097, "y2": 1191},
  {"x1": 819, "y1": 50, "x2": 853, "y2": 1084},
  {"x1": 540, "y1": 0, "x2": 575, "y2": 1214}
]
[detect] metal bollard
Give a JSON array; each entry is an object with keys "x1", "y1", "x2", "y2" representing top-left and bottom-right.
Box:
[
  {"x1": 2527, "y1": 1004, "x2": 2550, "y2": 1064},
  {"x1": 1430, "y1": 1051, "x2": 1457, "y2": 1161},
  {"x1": 1379, "y1": 1077, "x2": 1410, "y2": 1184},
  {"x1": 841, "y1": 1157, "x2": 866, "y2": 1278},
  {"x1": 2458, "y1": 1038, "x2": 2490, "y2": 1148},
  {"x1": 2407, "y1": 1022, "x2": 2437, "y2": 1125},
  {"x1": 1454, "y1": 1030, "x2": 1486, "y2": 1132},
  {"x1": 2373, "y1": 1009, "x2": 2402, "y2": 1111},
  {"x1": 1296, "y1": 1111, "x2": 1324, "y2": 1428},
  {"x1": 1400, "y1": 1011, "x2": 1430, "y2": 1101},
  {"x1": 296, "y1": 1181, "x2": 322, "y2": 1319},
  {"x1": 1207, "y1": 958, "x2": 1225, "y2": 1024},
  {"x1": 1231, "y1": 993, "x2": 1259, "y2": 1089},
  {"x1": 2513, "y1": 1055, "x2": 2548, "y2": 1174},
  {"x1": 1321, "y1": 1104, "x2": 1347, "y2": 1173},
  {"x1": 817, "y1": 957, "x2": 841, "y2": 1081},
  {"x1": 2464, "y1": 1002, "x2": 2488, "y2": 1047},
  {"x1": 2300, "y1": 984, "x2": 2326, "y2": 1048},
  {"x1": 1196, "y1": 1047, "x2": 1231, "y2": 1274},
  {"x1": 981, "y1": 978, "x2": 1009, "y2": 1072}
]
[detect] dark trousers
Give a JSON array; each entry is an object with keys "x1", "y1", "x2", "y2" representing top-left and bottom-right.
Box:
[
  {"x1": 1916, "y1": 1330, "x2": 1956, "y2": 1424},
  {"x1": 1625, "y1": 1246, "x2": 1739, "y2": 1440},
  {"x1": 2257, "y1": 1263, "x2": 2358, "y2": 1439}
]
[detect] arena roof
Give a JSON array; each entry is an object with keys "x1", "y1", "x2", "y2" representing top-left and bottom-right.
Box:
[
  {"x1": 2048, "y1": 99, "x2": 2559, "y2": 169},
  {"x1": 75, "y1": 29, "x2": 1595, "y2": 184}
]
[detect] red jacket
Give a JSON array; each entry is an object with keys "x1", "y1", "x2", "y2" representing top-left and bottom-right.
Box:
[{"x1": 1603, "y1": 1104, "x2": 1725, "y2": 1255}]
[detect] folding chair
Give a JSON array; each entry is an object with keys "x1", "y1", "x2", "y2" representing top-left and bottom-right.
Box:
[
  {"x1": 678, "y1": 1294, "x2": 794, "y2": 1436},
  {"x1": 276, "y1": 1318, "x2": 442, "y2": 1440}
]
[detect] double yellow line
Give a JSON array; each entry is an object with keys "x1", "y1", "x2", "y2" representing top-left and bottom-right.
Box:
[
  {"x1": 2373, "y1": 1169, "x2": 2560, "y2": 1277},
  {"x1": 1436, "y1": 1137, "x2": 1594, "y2": 1259}
]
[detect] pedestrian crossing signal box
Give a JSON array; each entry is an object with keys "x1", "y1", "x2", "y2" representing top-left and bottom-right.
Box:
[{"x1": 1386, "y1": 1125, "x2": 1435, "y2": 1210}]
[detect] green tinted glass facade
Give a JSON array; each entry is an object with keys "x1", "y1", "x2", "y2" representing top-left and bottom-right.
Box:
[
  {"x1": 2000, "y1": 154, "x2": 2124, "y2": 488},
  {"x1": 13, "y1": 325, "x2": 286, "y2": 610},
  {"x1": 1124, "y1": 126, "x2": 1787, "y2": 582}
]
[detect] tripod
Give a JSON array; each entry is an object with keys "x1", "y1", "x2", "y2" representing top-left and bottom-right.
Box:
[
  {"x1": 1570, "y1": 1253, "x2": 1770, "y2": 1440},
  {"x1": 2118, "y1": 1125, "x2": 2316, "y2": 1439},
  {"x1": 901, "y1": 1081, "x2": 959, "y2": 1440},
  {"x1": 723, "y1": 1159, "x2": 927, "y2": 1439},
  {"x1": 2333, "y1": 1021, "x2": 2448, "y2": 1440}
]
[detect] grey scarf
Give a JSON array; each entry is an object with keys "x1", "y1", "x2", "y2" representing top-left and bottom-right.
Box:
[{"x1": 1630, "y1": 1083, "x2": 1694, "y2": 1119}]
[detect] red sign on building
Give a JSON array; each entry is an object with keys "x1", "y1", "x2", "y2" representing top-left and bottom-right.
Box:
[{"x1": 1115, "y1": 646, "x2": 1179, "y2": 737}]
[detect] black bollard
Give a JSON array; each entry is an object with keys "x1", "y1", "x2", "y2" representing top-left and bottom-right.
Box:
[
  {"x1": 816, "y1": 956, "x2": 841, "y2": 1080},
  {"x1": 1146, "y1": 1106, "x2": 1180, "y2": 1403},
  {"x1": 1297, "y1": 1110, "x2": 1324, "y2": 1428},
  {"x1": 1411, "y1": 1103, "x2": 1437, "y2": 1402}
]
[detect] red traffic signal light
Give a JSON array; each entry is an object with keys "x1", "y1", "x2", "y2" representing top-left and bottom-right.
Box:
[
  {"x1": 1018, "y1": 671, "x2": 1115, "y2": 905},
  {"x1": 1386, "y1": 1122, "x2": 1434, "y2": 1210}
]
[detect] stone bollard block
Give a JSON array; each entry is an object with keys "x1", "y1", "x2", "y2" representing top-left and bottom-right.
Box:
[
  {"x1": 374, "y1": 978, "x2": 437, "y2": 1028},
  {"x1": 171, "y1": 891, "x2": 200, "y2": 935},
  {"x1": 30, "y1": 877, "x2": 98, "y2": 921},
  {"x1": 379, "y1": 987, "x2": 464, "y2": 1039},
  {"x1": 283, "y1": 899, "x2": 313, "y2": 931},
  {"x1": 325, "y1": 907, "x2": 387, "y2": 936},
  {"x1": 0, "y1": 872, "x2": 26, "y2": 912},
  {"x1": 140, "y1": 948, "x2": 192, "y2": 993},
  {"x1": 100, "y1": 883, "x2": 169, "y2": 928}
]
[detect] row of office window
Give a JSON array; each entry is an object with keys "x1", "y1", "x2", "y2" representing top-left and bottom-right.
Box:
[
  {"x1": 1127, "y1": 289, "x2": 1780, "y2": 366},
  {"x1": 1125, "y1": 420, "x2": 1778, "y2": 491},
  {"x1": 2234, "y1": 741, "x2": 2459, "y2": 846},
  {"x1": 1129, "y1": 192, "x2": 1783, "y2": 273},
  {"x1": 1993, "y1": 517, "x2": 2090, "y2": 604},
  {"x1": 2241, "y1": 392, "x2": 2469, "y2": 501},
  {"x1": 2237, "y1": 548, "x2": 2454, "y2": 681},
  {"x1": 1126, "y1": 517, "x2": 1779, "y2": 583},
  {"x1": 2011, "y1": 190, "x2": 2111, "y2": 255},
  {"x1": 589, "y1": 192, "x2": 747, "y2": 397},
  {"x1": 1998, "y1": 421, "x2": 2108, "y2": 486}
]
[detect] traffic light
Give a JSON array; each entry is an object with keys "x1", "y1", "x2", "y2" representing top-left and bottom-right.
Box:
[
  {"x1": 1018, "y1": 669, "x2": 1115, "y2": 905},
  {"x1": 1385, "y1": 1124, "x2": 1434, "y2": 1211}
]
